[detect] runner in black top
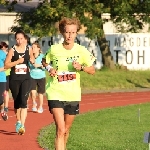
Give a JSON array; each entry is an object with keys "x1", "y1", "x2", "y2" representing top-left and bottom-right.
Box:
[{"x1": 4, "y1": 30, "x2": 35, "y2": 135}]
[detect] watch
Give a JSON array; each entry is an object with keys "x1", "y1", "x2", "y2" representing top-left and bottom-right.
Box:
[{"x1": 80, "y1": 65, "x2": 85, "y2": 71}]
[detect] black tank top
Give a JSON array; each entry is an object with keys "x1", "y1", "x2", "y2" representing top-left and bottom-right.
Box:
[{"x1": 10, "y1": 45, "x2": 30, "y2": 80}]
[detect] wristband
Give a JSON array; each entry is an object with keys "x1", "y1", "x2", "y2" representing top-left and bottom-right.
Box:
[{"x1": 46, "y1": 65, "x2": 53, "y2": 72}]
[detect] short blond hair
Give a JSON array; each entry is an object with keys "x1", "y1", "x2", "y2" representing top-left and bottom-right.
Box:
[{"x1": 59, "y1": 17, "x2": 81, "y2": 33}]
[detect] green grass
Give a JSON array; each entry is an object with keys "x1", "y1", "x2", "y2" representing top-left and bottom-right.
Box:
[
  {"x1": 39, "y1": 70, "x2": 150, "y2": 150},
  {"x1": 80, "y1": 69, "x2": 150, "y2": 91},
  {"x1": 46, "y1": 69, "x2": 150, "y2": 91},
  {"x1": 38, "y1": 103, "x2": 150, "y2": 150}
]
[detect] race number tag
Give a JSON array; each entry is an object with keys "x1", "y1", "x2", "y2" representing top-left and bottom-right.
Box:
[
  {"x1": 15, "y1": 64, "x2": 27, "y2": 74},
  {"x1": 57, "y1": 71, "x2": 76, "y2": 83}
]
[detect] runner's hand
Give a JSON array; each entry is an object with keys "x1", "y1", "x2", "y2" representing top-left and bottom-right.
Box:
[
  {"x1": 41, "y1": 58, "x2": 48, "y2": 67},
  {"x1": 72, "y1": 61, "x2": 81, "y2": 70},
  {"x1": 30, "y1": 58, "x2": 35, "y2": 64},
  {"x1": 49, "y1": 68, "x2": 57, "y2": 77},
  {"x1": 17, "y1": 57, "x2": 24, "y2": 64}
]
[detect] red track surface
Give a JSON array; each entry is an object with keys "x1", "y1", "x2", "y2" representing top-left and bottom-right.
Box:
[{"x1": 1, "y1": 91, "x2": 150, "y2": 150}]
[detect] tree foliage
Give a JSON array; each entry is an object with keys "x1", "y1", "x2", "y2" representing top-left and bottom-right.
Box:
[
  {"x1": 10, "y1": 0, "x2": 150, "y2": 37},
  {"x1": 10, "y1": 1, "x2": 104, "y2": 38},
  {"x1": 0, "y1": 0, "x2": 18, "y2": 11},
  {"x1": 6, "y1": 0, "x2": 150, "y2": 68},
  {"x1": 109, "y1": 0, "x2": 150, "y2": 32}
]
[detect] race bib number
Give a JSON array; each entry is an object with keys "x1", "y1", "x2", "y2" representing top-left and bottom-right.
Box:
[
  {"x1": 57, "y1": 71, "x2": 76, "y2": 83},
  {"x1": 15, "y1": 64, "x2": 27, "y2": 74}
]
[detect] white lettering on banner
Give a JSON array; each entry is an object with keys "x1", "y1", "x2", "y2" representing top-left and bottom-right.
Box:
[
  {"x1": 5, "y1": 33, "x2": 150, "y2": 70},
  {"x1": 126, "y1": 50, "x2": 133, "y2": 64},
  {"x1": 114, "y1": 36, "x2": 150, "y2": 47},
  {"x1": 138, "y1": 50, "x2": 144, "y2": 64},
  {"x1": 105, "y1": 34, "x2": 150, "y2": 70}
]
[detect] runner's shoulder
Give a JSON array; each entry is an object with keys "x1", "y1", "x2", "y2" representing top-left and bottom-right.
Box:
[
  {"x1": 74, "y1": 43, "x2": 88, "y2": 54},
  {"x1": 51, "y1": 43, "x2": 62, "y2": 50}
]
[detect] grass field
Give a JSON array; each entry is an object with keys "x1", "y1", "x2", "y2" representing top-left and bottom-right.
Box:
[
  {"x1": 38, "y1": 103, "x2": 150, "y2": 150},
  {"x1": 80, "y1": 69, "x2": 150, "y2": 91},
  {"x1": 39, "y1": 69, "x2": 150, "y2": 150}
]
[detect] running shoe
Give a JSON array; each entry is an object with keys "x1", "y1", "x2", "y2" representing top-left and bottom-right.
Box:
[
  {"x1": 32, "y1": 102, "x2": 37, "y2": 112},
  {"x1": 1, "y1": 112, "x2": 8, "y2": 121},
  {"x1": 32, "y1": 107, "x2": 37, "y2": 112},
  {"x1": 37, "y1": 107, "x2": 43, "y2": 113},
  {"x1": 4, "y1": 107, "x2": 8, "y2": 112},
  {"x1": 18, "y1": 125, "x2": 25, "y2": 135},
  {"x1": 15, "y1": 121, "x2": 21, "y2": 133}
]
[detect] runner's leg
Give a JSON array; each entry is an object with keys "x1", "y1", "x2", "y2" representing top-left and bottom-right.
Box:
[
  {"x1": 37, "y1": 78, "x2": 45, "y2": 113},
  {"x1": 0, "y1": 82, "x2": 8, "y2": 121},
  {"x1": 37, "y1": 93, "x2": 43, "y2": 112},
  {"x1": 9, "y1": 80, "x2": 21, "y2": 121},
  {"x1": 30, "y1": 78, "x2": 37, "y2": 110},
  {"x1": 4, "y1": 76, "x2": 10, "y2": 112},
  {"x1": 64, "y1": 114, "x2": 75, "y2": 149},
  {"x1": 31, "y1": 90, "x2": 37, "y2": 109},
  {"x1": 52, "y1": 108, "x2": 65, "y2": 150},
  {"x1": 20, "y1": 79, "x2": 30, "y2": 126}
]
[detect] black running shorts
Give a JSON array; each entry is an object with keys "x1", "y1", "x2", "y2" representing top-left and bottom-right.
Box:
[
  {"x1": 30, "y1": 77, "x2": 45, "y2": 94},
  {"x1": 48, "y1": 100, "x2": 79, "y2": 115},
  {"x1": 0, "y1": 82, "x2": 6, "y2": 105}
]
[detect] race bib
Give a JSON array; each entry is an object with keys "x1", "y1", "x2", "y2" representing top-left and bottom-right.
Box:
[
  {"x1": 57, "y1": 71, "x2": 76, "y2": 83},
  {"x1": 15, "y1": 64, "x2": 27, "y2": 74}
]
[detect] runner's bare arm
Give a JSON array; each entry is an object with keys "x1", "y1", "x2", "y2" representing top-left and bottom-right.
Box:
[
  {"x1": 41, "y1": 58, "x2": 48, "y2": 67},
  {"x1": 0, "y1": 67, "x2": 6, "y2": 72},
  {"x1": 82, "y1": 65, "x2": 95, "y2": 75},
  {"x1": 29, "y1": 47, "x2": 35, "y2": 64},
  {"x1": 4, "y1": 48, "x2": 24, "y2": 69},
  {"x1": 33, "y1": 63, "x2": 43, "y2": 68},
  {"x1": 41, "y1": 58, "x2": 57, "y2": 76},
  {"x1": 72, "y1": 61, "x2": 95, "y2": 75}
]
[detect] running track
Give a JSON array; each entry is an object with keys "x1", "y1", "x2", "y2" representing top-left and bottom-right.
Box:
[{"x1": 1, "y1": 91, "x2": 150, "y2": 150}]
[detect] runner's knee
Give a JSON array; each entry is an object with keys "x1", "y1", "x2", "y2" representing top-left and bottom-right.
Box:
[
  {"x1": 65, "y1": 127, "x2": 70, "y2": 135},
  {"x1": 57, "y1": 127, "x2": 66, "y2": 137},
  {"x1": 20, "y1": 96, "x2": 27, "y2": 108}
]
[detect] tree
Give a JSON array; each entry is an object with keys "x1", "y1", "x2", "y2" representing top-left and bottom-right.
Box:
[
  {"x1": 0, "y1": 0, "x2": 18, "y2": 11},
  {"x1": 9, "y1": 0, "x2": 150, "y2": 69}
]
